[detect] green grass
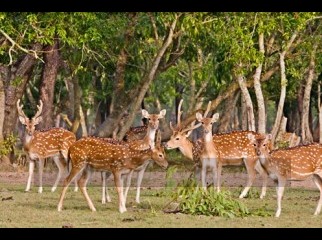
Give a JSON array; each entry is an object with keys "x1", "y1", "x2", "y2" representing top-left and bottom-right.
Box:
[{"x1": 1, "y1": 183, "x2": 322, "y2": 228}]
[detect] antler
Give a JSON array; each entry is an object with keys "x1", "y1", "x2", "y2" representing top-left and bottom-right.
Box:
[
  {"x1": 203, "y1": 101, "x2": 212, "y2": 118},
  {"x1": 17, "y1": 99, "x2": 28, "y2": 119},
  {"x1": 181, "y1": 122, "x2": 202, "y2": 134},
  {"x1": 177, "y1": 99, "x2": 183, "y2": 128},
  {"x1": 33, "y1": 100, "x2": 43, "y2": 119}
]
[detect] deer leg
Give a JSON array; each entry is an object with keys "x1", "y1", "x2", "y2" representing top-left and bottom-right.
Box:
[
  {"x1": 57, "y1": 165, "x2": 84, "y2": 211},
  {"x1": 201, "y1": 160, "x2": 207, "y2": 191},
  {"x1": 114, "y1": 172, "x2": 126, "y2": 213},
  {"x1": 216, "y1": 162, "x2": 222, "y2": 192},
  {"x1": 255, "y1": 160, "x2": 268, "y2": 199},
  {"x1": 51, "y1": 156, "x2": 64, "y2": 192},
  {"x1": 101, "y1": 171, "x2": 112, "y2": 204},
  {"x1": 124, "y1": 170, "x2": 134, "y2": 203},
  {"x1": 194, "y1": 165, "x2": 201, "y2": 182},
  {"x1": 313, "y1": 174, "x2": 322, "y2": 215},
  {"x1": 275, "y1": 176, "x2": 286, "y2": 217},
  {"x1": 239, "y1": 158, "x2": 256, "y2": 198},
  {"x1": 135, "y1": 161, "x2": 150, "y2": 203},
  {"x1": 78, "y1": 167, "x2": 96, "y2": 212},
  {"x1": 25, "y1": 159, "x2": 35, "y2": 192},
  {"x1": 38, "y1": 158, "x2": 45, "y2": 193},
  {"x1": 61, "y1": 150, "x2": 78, "y2": 192}
]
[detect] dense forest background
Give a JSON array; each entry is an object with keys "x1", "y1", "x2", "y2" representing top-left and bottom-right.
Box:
[{"x1": 0, "y1": 12, "x2": 321, "y2": 164}]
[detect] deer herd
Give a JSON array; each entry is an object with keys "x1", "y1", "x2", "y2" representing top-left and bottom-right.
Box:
[{"x1": 16, "y1": 99, "x2": 322, "y2": 218}]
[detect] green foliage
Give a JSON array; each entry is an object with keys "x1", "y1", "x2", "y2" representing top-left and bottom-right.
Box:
[
  {"x1": 0, "y1": 134, "x2": 17, "y2": 157},
  {"x1": 172, "y1": 179, "x2": 250, "y2": 218}
]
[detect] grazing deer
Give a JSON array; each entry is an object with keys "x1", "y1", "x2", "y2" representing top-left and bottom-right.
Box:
[
  {"x1": 101, "y1": 109, "x2": 166, "y2": 204},
  {"x1": 248, "y1": 133, "x2": 322, "y2": 217},
  {"x1": 17, "y1": 99, "x2": 76, "y2": 193},
  {"x1": 166, "y1": 99, "x2": 268, "y2": 198},
  {"x1": 57, "y1": 131, "x2": 168, "y2": 213}
]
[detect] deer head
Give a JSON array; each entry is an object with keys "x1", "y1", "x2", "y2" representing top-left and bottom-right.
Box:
[
  {"x1": 151, "y1": 130, "x2": 168, "y2": 169},
  {"x1": 17, "y1": 99, "x2": 43, "y2": 135},
  {"x1": 141, "y1": 109, "x2": 166, "y2": 130},
  {"x1": 195, "y1": 101, "x2": 219, "y2": 134},
  {"x1": 166, "y1": 99, "x2": 201, "y2": 151}
]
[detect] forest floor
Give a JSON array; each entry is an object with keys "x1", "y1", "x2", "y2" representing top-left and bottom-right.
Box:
[{"x1": 0, "y1": 161, "x2": 320, "y2": 228}]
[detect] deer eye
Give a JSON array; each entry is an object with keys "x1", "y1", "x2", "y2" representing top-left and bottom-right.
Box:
[
  {"x1": 263, "y1": 144, "x2": 266, "y2": 147},
  {"x1": 253, "y1": 144, "x2": 257, "y2": 147},
  {"x1": 210, "y1": 122, "x2": 213, "y2": 125},
  {"x1": 159, "y1": 154, "x2": 163, "y2": 158},
  {"x1": 148, "y1": 118, "x2": 151, "y2": 121},
  {"x1": 201, "y1": 122, "x2": 204, "y2": 125},
  {"x1": 175, "y1": 137, "x2": 180, "y2": 140}
]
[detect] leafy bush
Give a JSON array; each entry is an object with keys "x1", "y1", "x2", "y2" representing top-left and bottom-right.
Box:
[
  {"x1": 0, "y1": 134, "x2": 17, "y2": 157},
  {"x1": 171, "y1": 179, "x2": 250, "y2": 218}
]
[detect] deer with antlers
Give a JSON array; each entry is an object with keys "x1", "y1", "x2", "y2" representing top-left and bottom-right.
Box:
[
  {"x1": 17, "y1": 99, "x2": 76, "y2": 193},
  {"x1": 248, "y1": 133, "x2": 322, "y2": 217},
  {"x1": 100, "y1": 109, "x2": 167, "y2": 204},
  {"x1": 57, "y1": 130, "x2": 168, "y2": 213},
  {"x1": 166, "y1": 99, "x2": 268, "y2": 198}
]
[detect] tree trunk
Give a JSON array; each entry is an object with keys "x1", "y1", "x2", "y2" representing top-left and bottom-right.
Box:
[
  {"x1": 301, "y1": 44, "x2": 316, "y2": 144},
  {"x1": 270, "y1": 32, "x2": 297, "y2": 145},
  {"x1": 95, "y1": 13, "x2": 138, "y2": 138},
  {"x1": 240, "y1": 94, "x2": 248, "y2": 131},
  {"x1": 0, "y1": 69, "x2": 5, "y2": 141},
  {"x1": 218, "y1": 92, "x2": 239, "y2": 133},
  {"x1": 181, "y1": 64, "x2": 279, "y2": 128},
  {"x1": 253, "y1": 32, "x2": 266, "y2": 134},
  {"x1": 2, "y1": 43, "x2": 42, "y2": 138},
  {"x1": 237, "y1": 71, "x2": 255, "y2": 131},
  {"x1": 39, "y1": 39, "x2": 60, "y2": 129},
  {"x1": 116, "y1": 15, "x2": 180, "y2": 140},
  {"x1": 71, "y1": 75, "x2": 82, "y2": 136}
]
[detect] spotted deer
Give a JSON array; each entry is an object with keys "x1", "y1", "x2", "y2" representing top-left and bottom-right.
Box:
[
  {"x1": 248, "y1": 133, "x2": 322, "y2": 217},
  {"x1": 17, "y1": 99, "x2": 76, "y2": 193},
  {"x1": 195, "y1": 102, "x2": 220, "y2": 190},
  {"x1": 166, "y1": 99, "x2": 268, "y2": 198},
  {"x1": 100, "y1": 109, "x2": 166, "y2": 204},
  {"x1": 57, "y1": 131, "x2": 168, "y2": 213}
]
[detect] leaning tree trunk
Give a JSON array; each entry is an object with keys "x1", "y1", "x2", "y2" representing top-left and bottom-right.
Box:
[
  {"x1": 2, "y1": 43, "x2": 42, "y2": 138},
  {"x1": 38, "y1": 39, "x2": 60, "y2": 129},
  {"x1": 253, "y1": 32, "x2": 266, "y2": 134},
  {"x1": 236, "y1": 67, "x2": 255, "y2": 132},
  {"x1": 116, "y1": 15, "x2": 181, "y2": 140},
  {"x1": 95, "y1": 13, "x2": 138, "y2": 138},
  {"x1": 301, "y1": 44, "x2": 316, "y2": 144},
  {"x1": 270, "y1": 32, "x2": 297, "y2": 145}
]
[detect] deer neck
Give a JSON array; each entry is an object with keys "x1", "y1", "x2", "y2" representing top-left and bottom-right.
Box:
[
  {"x1": 23, "y1": 132, "x2": 35, "y2": 151},
  {"x1": 179, "y1": 139, "x2": 194, "y2": 160},
  {"x1": 128, "y1": 149, "x2": 152, "y2": 167},
  {"x1": 144, "y1": 127, "x2": 156, "y2": 149},
  {"x1": 204, "y1": 132, "x2": 215, "y2": 151}
]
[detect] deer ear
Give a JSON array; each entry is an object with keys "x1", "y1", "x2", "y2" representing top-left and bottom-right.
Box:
[
  {"x1": 141, "y1": 109, "x2": 149, "y2": 119},
  {"x1": 159, "y1": 109, "x2": 166, "y2": 118},
  {"x1": 211, "y1": 113, "x2": 219, "y2": 123},
  {"x1": 18, "y1": 116, "x2": 27, "y2": 125},
  {"x1": 33, "y1": 116, "x2": 43, "y2": 125},
  {"x1": 196, "y1": 112, "x2": 203, "y2": 122}
]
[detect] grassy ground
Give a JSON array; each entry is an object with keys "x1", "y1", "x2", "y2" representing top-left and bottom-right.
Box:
[{"x1": 1, "y1": 182, "x2": 322, "y2": 228}]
